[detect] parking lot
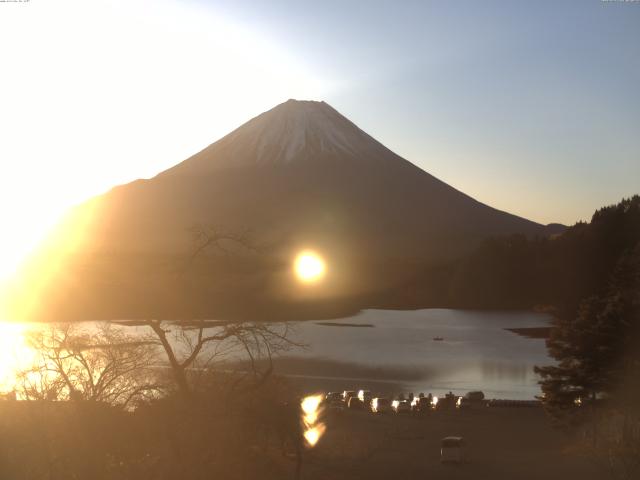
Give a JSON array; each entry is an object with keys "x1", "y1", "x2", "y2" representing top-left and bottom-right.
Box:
[{"x1": 293, "y1": 397, "x2": 603, "y2": 480}]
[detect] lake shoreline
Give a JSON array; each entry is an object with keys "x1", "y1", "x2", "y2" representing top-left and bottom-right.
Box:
[{"x1": 505, "y1": 327, "x2": 552, "y2": 339}]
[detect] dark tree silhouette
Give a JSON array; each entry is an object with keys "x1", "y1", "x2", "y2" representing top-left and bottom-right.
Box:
[
  {"x1": 17, "y1": 323, "x2": 162, "y2": 408},
  {"x1": 432, "y1": 195, "x2": 640, "y2": 312},
  {"x1": 535, "y1": 243, "x2": 640, "y2": 423},
  {"x1": 146, "y1": 319, "x2": 300, "y2": 397},
  {"x1": 143, "y1": 225, "x2": 302, "y2": 397}
]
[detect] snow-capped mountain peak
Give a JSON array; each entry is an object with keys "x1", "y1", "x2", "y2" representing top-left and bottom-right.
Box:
[
  {"x1": 240, "y1": 99, "x2": 363, "y2": 162},
  {"x1": 162, "y1": 99, "x2": 394, "y2": 175}
]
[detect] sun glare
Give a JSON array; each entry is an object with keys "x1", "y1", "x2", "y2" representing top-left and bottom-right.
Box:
[
  {"x1": 303, "y1": 424, "x2": 326, "y2": 447},
  {"x1": 301, "y1": 394, "x2": 325, "y2": 447},
  {"x1": 0, "y1": 0, "x2": 334, "y2": 287},
  {"x1": 0, "y1": 323, "x2": 36, "y2": 394},
  {"x1": 301, "y1": 394, "x2": 322, "y2": 424},
  {"x1": 294, "y1": 251, "x2": 326, "y2": 283}
]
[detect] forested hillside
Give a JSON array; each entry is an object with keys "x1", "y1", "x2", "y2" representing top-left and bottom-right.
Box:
[{"x1": 390, "y1": 196, "x2": 640, "y2": 315}]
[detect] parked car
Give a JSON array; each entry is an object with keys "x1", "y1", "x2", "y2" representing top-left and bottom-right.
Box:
[
  {"x1": 370, "y1": 397, "x2": 391, "y2": 413},
  {"x1": 357, "y1": 389, "x2": 372, "y2": 406},
  {"x1": 325, "y1": 392, "x2": 345, "y2": 411},
  {"x1": 465, "y1": 391, "x2": 485, "y2": 401},
  {"x1": 391, "y1": 399, "x2": 411, "y2": 414},
  {"x1": 440, "y1": 436, "x2": 469, "y2": 463},
  {"x1": 435, "y1": 392, "x2": 458, "y2": 410},
  {"x1": 411, "y1": 396, "x2": 431, "y2": 414},
  {"x1": 342, "y1": 390, "x2": 356, "y2": 403},
  {"x1": 325, "y1": 392, "x2": 342, "y2": 403},
  {"x1": 457, "y1": 391, "x2": 486, "y2": 409},
  {"x1": 348, "y1": 396, "x2": 365, "y2": 410}
]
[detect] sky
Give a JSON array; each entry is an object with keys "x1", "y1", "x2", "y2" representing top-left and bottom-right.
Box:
[{"x1": 0, "y1": 0, "x2": 639, "y2": 279}]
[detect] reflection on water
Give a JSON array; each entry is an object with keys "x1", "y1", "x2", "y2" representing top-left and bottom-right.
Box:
[
  {"x1": 481, "y1": 359, "x2": 530, "y2": 384},
  {"x1": 284, "y1": 309, "x2": 552, "y2": 399},
  {"x1": 0, "y1": 309, "x2": 552, "y2": 400}
]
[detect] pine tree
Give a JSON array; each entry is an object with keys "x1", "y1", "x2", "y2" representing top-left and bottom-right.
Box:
[{"x1": 535, "y1": 243, "x2": 640, "y2": 425}]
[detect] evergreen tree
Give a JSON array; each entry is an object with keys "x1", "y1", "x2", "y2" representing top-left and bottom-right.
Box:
[
  {"x1": 535, "y1": 242, "x2": 640, "y2": 425},
  {"x1": 445, "y1": 195, "x2": 640, "y2": 312}
]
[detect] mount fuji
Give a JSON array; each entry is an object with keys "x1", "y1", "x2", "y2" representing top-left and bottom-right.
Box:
[{"x1": 14, "y1": 100, "x2": 560, "y2": 321}]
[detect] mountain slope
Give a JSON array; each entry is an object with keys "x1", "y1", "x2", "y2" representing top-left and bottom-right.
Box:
[
  {"x1": 93, "y1": 100, "x2": 545, "y2": 253},
  {"x1": 9, "y1": 100, "x2": 558, "y2": 321}
]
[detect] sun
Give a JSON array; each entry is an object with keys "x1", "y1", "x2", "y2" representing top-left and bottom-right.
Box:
[
  {"x1": 0, "y1": 0, "x2": 333, "y2": 286},
  {"x1": 294, "y1": 251, "x2": 326, "y2": 283}
]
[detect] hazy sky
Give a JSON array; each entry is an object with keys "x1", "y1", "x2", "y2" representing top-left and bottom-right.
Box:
[
  {"x1": 0, "y1": 0, "x2": 638, "y2": 278},
  {"x1": 209, "y1": 0, "x2": 640, "y2": 227}
]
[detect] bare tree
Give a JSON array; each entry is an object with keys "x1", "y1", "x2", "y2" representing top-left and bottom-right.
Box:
[
  {"x1": 146, "y1": 319, "x2": 301, "y2": 397},
  {"x1": 187, "y1": 224, "x2": 257, "y2": 262},
  {"x1": 17, "y1": 323, "x2": 163, "y2": 409},
  {"x1": 143, "y1": 224, "x2": 303, "y2": 397}
]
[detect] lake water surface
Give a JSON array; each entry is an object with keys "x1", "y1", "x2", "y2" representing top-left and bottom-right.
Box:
[
  {"x1": 0, "y1": 309, "x2": 552, "y2": 400},
  {"x1": 281, "y1": 309, "x2": 552, "y2": 400}
]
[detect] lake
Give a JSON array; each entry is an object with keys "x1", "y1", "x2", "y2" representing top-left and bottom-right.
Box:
[
  {"x1": 0, "y1": 309, "x2": 552, "y2": 400},
  {"x1": 278, "y1": 309, "x2": 553, "y2": 400}
]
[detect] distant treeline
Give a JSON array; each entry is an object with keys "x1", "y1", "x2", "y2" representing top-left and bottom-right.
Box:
[
  {"x1": 16, "y1": 196, "x2": 639, "y2": 323},
  {"x1": 384, "y1": 195, "x2": 640, "y2": 316}
]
